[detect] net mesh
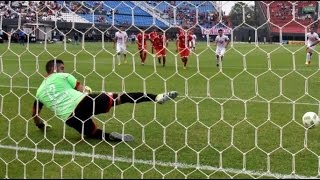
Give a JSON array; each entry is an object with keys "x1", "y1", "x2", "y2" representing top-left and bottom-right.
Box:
[{"x1": 0, "y1": 1, "x2": 320, "y2": 179}]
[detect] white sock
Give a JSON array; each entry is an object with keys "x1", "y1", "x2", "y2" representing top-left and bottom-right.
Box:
[
  {"x1": 306, "y1": 53, "x2": 311, "y2": 61},
  {"x1": 117, "y1": 54, "x2": 121, "y2": 64}
]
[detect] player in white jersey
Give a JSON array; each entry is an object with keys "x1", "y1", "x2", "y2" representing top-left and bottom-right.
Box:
[
  {"x1": 114, "y1": 26, "x2": 128, "y2": 65},
  {"x1": 215, "y1": 29, "x2": 230, "y2": 67},
  {"x1": 189, "y1": 32, "x2": 197, "y2": 51},
  {"x1": 305, "y1": 27, "x2": 320, "y2": 65}
]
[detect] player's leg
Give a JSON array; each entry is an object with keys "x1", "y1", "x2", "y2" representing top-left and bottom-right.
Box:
[
  {"x1": 155, "y1": 48, "x2": 161, "y2": 64},
  {"x1": 139, "y1": 48, "x2": 145, "y2": 65},
  {"x1": 157, "y1": 48, "x2": 162, "y2": 65},
  {"x1": 90, "y1": 91, "x2": 178, "y2": 114},
  {"x1": 180, "y1": 48, "x2": 187, "y2": 69},
  {"x1": 309, "y1": 51, "x2": 312, "y2": 64},
  {"x1": 112, "y1": 92, "x2": 178, "y2": 105},
  {"x1": 216, "y1": 55, "x2": 221, "y2": 67},
  {"x1": 306, "y1": 51, "x2": 311, "y2": 65},
  {"x1": 162, "y1": 55, "x2": 166, "y2": 67},
  {"x1": 215, "y1": 48, "x2": 221, "y2": 67},
  {"x1": 116, "y1": 45, "x2": 121, "y2": 65},
  {"x1": 122, "y1": 46, "x2": 127, "y2": 63},
  {"x1": 193, "y1": 41, "x2": 196, "y2": 51},
  {"x1": 77, "y1": 91, "x2": 178, "y2": 141},
  {"x1": 161, "y1": 48, "x2": 166, "y2": 67},
  {"x1": 67, "y1": 95, "x2": 134, "y2": 142},
  {"x1": 181, "y1": 56, "x2": 187, "y2": 69},
  {"x1": 306, "y1": 47, "x2": 313, "y2": 65},
  {"x1": 160, "y1": 47, "x2": 166, "y2": 67},
  {"x1": 183, "y1": 57, "x2": 188, "y2": 69},
  {"x1": 139, "y1": 48, "x2": 143, "y2": 63},
  {"x1": 220, "y1": 48, "x2": 226, "y2": 63},
  {"x1": 142, "y1": 48, "x2": 147, "y2": 64},
  {"x1": 158, "y1": 57, "x2": 162, "y2": 64},
  {"x1": 65, "y1": 116, "x2": 131, "y2": 142}
]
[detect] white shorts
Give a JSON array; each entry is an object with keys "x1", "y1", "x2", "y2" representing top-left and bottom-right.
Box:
[
  {"x1": 116, "y1": 45, "x2": 126, "y2": 54},
  {"x1": 216, "y1": 47, "x2": 226, "y2": 56},
  {"x1": 307, "y1": 43, "x2": 315, "y2": 51},
  {"x1": 189, "y1": 41, "x2": 196, "y2": 48}
]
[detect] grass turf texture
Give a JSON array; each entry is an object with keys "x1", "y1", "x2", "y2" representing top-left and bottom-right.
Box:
[{"x1": 0, "y1": 41, "x2": 320, "y2": 178}]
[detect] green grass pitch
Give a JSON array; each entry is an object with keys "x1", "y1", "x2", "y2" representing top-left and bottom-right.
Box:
[{"x1": 0, "y1": 41, "x2": 320, "y2": 178}]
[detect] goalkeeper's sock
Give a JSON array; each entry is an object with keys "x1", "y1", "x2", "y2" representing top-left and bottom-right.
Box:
[
  {"x1": 87, "y1": 129, "x2": 109, "y2": 140},
  {"x1": 163, "y1": 57, "x2": 166, "y2": 67},
  {"x1": 117, "y1": 92, "x2": 157, "y2": 104}
]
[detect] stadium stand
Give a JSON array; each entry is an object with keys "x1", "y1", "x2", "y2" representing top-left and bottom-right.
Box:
[
  {"x1": 0, "y1": 1, "x2": 224, "y2": 28},
  {"x1": 259, "y1": 1, "x2": 318, "y2": 34}
]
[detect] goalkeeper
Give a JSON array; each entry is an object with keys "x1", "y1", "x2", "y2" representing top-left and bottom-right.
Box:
[{"x1": 32, "y1": 59, "x2": 178, "y2": 142}]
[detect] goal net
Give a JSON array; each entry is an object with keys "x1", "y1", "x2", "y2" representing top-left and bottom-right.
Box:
[{"x1": 0, "y1": 1, "x2": 320, "y2": 179}]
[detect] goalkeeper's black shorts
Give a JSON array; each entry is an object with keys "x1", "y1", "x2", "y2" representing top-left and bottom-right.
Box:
[{"x1": 65, "y1": 92, "x2": 116, "y2": 137}]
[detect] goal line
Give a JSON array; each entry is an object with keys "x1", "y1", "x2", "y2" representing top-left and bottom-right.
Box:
[{"x1": 0, "y1": 144, "x2": 313, "y2": 179}]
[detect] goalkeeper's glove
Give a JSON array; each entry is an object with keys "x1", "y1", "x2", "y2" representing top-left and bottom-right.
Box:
[
  {"x1": 36, "y1": 121, "x2": 52, "y2": 131},
  {"x1": 85, "y1": 86, "x2": 92, "y2": 94}
]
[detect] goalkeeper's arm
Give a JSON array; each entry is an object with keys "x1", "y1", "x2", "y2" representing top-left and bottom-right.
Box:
[
  {"x1": 32, "y1": 100, "x2": 51, "y2": 130},
  {"x1": 74, "y1": 81, "x2": 92, "y2": 93}
]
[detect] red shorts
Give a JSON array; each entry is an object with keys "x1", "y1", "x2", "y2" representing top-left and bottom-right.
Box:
[
  {"x1": 155, "y1": 47, "x2": 166, "y2": 57},
  {"x1": 178, "y1": 47, "x2": 190, "y2": 58}
]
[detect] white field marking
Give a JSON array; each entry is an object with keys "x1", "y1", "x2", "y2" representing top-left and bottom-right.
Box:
[
  {"x1": 0, "y1": 144, "x2": 316, "y2": 179},
  {"x1": 0, "y1": 85, "x2": 38, "y2": 89},
  {"x1": 1, "y1": 58, "x2": 318, "y2": 71},
  {"x1": 0, "y1": 84, "x2": 318, "y2": 106}
]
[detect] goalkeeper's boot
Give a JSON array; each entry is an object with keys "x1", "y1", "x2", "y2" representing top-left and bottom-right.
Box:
[
  {"x1": 109, "y1": 132, "x2": 134, "y2": 142},
  {"x1": 156, "y1": 91, "x2": 178, "y2": 104}
]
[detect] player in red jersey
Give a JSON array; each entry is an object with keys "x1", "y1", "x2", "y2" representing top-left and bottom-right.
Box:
[
  {"x1": 176, "y1": 27, "x2": 193, "y2": 69},
  {"x1": 153, "y1": 30, "x2": 168, "y2": 67},
  {"x1": 136, "y1": 28, "x2": 149, "y2": 65},
  {"x1": 149, "y1": 28, "x2": 158, "y2": 54}
]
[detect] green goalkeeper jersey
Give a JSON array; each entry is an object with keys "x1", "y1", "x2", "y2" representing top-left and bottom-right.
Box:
[{"x1": 36, "y1": 73, "x2": 86, "y2": 121}]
